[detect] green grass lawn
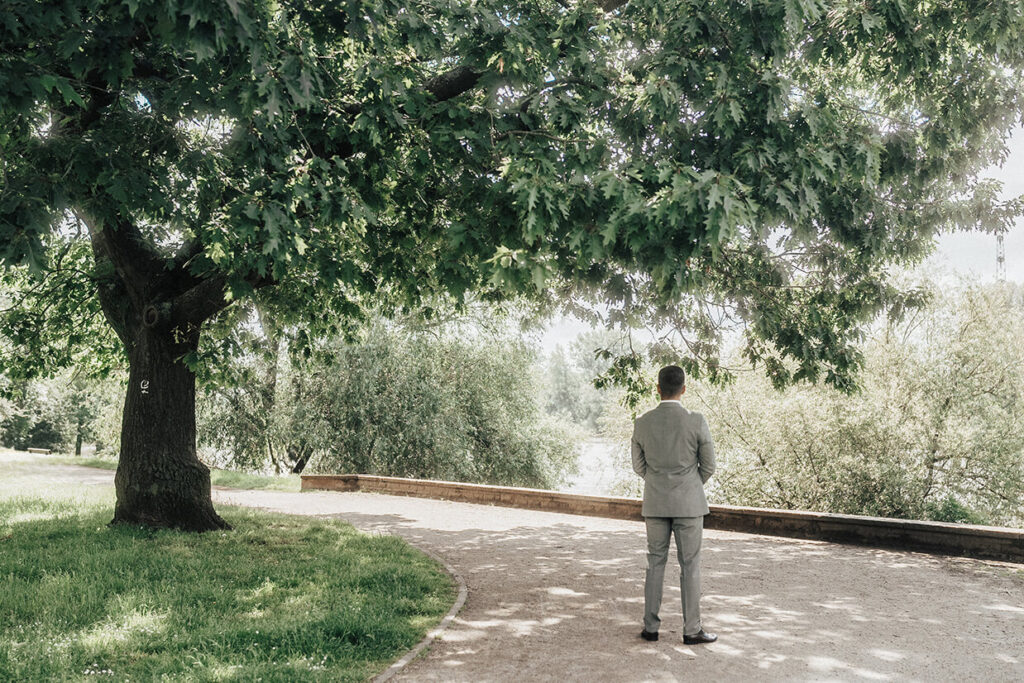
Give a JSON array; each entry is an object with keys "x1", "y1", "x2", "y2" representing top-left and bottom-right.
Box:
[
  {"x1": 0, "y1": 453, "x2": 454, "y2": 681},
  {"x1": 40, "y1": 452, "x2": 303, "y2": 492}
]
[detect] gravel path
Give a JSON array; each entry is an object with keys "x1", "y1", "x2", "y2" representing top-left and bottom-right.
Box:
[{"x1": 11, "y1": 456, "x2": 1024, "y2": 682}]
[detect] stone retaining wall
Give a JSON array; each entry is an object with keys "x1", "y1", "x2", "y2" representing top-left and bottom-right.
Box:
[{"x1": 300, "y1": 474, "x2": 1024, "y2": 564}]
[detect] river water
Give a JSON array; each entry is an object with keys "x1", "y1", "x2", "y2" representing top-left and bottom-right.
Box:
[{"x1": 561, "y1": 438, "x2": 638, "y2": 497}]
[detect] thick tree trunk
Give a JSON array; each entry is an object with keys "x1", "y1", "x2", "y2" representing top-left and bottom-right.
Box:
[{"x1": 111, "y1": 324, "x2": 230, "y2": 531}]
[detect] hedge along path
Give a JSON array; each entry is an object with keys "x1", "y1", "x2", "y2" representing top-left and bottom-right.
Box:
[{"x1": 25, "y1": 460, "x2": 1024, "y2": 682}]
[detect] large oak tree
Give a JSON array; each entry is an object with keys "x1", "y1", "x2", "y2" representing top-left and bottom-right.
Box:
[{"x1": 1, "y1": 0, "x2": 1022, "y2": 530}]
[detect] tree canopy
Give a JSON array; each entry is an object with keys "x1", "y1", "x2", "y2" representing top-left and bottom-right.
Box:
[
  {"x1": 1, "y1": 0, "x2": 1023, "y2": 528},
  {"x1": 3, "y1": 0, "x2": 1023, "y2": 382}
]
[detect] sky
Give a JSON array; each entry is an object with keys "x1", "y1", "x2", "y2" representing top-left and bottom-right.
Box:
[
  {"x1": 541, "y1": 125, "x2": 1024, "y2": 352},
  {"x1": 931, "y1": 125, "x2": 1024, "y2": 283}
]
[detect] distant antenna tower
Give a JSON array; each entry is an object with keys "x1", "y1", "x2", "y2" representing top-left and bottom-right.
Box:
[{"x1": 996, "y1": 233, "x2": 1006, "y2": 281}]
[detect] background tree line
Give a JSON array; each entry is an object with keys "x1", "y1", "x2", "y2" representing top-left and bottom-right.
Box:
[
  {"x1": 0, "y1": 371, "x2": 122, "y2": 456},
  {"x1": 196, "y1": 305, "x2": 580, "y2": 488},
  {"x1": 3, "y1": 277, "x2": 1022, "y2": 527},
  {"x1": 596, "y1": 279, "x2": 1024, "y2": 528},
  {"x1": 1, "y1": 303, "x2": 582, "y2": 489}
]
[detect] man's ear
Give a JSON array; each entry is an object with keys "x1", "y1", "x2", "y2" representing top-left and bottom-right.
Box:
[{"x1": 681, "y1": 385, "x2": 687, "y2": 395}]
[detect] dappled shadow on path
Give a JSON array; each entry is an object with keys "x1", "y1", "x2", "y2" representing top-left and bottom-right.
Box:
[{"x1": 215, "y1": 490, "x2": 1024, "y2": 682}]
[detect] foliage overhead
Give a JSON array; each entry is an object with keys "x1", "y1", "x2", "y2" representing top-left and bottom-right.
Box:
[{"x1": 2, "y1": 0, "x2": 1023, "y2": 390}]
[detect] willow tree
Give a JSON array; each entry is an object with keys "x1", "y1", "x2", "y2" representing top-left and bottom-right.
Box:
[{"x1": 1, "y1": 0, "x2": 1021, "y2": 530}]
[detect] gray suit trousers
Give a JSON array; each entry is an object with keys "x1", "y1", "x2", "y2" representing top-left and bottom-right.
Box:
[{"x1": 643, "y1": 516, "x2": 703, "y2": 636}]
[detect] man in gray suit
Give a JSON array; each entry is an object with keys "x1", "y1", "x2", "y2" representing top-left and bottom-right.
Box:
[{"x1": 632, "y1": 365, "x2": 717, "y2": 645}]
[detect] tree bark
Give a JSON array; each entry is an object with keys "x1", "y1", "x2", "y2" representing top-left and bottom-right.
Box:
[
  {"x1": 289, "y1": 444, "x2": 313, "y2": 474},
  {"x1": 110, "y1": 323, "x2": 230, "y2": 531}
]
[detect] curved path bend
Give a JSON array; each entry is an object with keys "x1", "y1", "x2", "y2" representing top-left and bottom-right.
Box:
[{"x1": 21, "y1": 457, "x2": 1024, "y2": 681}]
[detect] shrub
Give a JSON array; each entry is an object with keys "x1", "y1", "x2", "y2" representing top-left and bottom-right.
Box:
[{"x1": 200, "y1": 316, "x2": 581, "y2": 489}]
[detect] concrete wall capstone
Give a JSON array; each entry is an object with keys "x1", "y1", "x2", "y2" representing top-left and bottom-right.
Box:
[{"x1": 300, "y1": 474, "x2": 1024, "y2": 564}]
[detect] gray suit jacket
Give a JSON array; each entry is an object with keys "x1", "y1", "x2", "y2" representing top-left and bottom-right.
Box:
[{"x1": 631, "y1": 402, "x2": 716, "y2": 518}]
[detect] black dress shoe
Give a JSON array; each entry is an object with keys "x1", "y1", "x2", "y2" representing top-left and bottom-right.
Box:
[
  {"x1": 683, "y1": 629, "x2": 717, "y2": 645},
  {"x1": 640, "y1": 630, "x2": 659, "y2": 641}
]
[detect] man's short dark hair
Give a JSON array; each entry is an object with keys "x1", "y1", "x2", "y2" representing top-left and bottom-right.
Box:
[{"x1": 658, "y1": 365, "x2": 686, "y2": 397}]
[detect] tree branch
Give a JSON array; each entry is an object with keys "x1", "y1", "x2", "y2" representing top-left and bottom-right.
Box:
[
  {"x1": 371, "y1": 0, "x2": 633, "y2": 116},
  {"x1": 303, "y1": 0, "x2": 630, "y2": 164},
  {"x1": 77, "y1": 210, "x2": 163, "y2": 309},
  {"x1": 85, "y1": 227, "x2": 136, "y2": 349},
  {"x1": 170, "y1": 238, "x2": 205, "y2": 272},
  {"x1": 423, "y1": 64, "x2": 484, "y2": 104},
  {"x1": 149, "y1": 269, "x2": 278, "y2": 333}
]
